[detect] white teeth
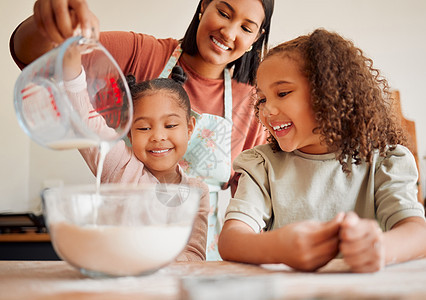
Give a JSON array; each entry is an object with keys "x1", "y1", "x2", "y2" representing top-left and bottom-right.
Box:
[
  {"x1": 151, "y1": 149, "x2": 169, "y2": 154},
  {"x1": 212, "y1": 37, "x2": 229, "y2": 50},
  {"x1": 272, "y1": 122, "x2": 292, "y2": 131}
]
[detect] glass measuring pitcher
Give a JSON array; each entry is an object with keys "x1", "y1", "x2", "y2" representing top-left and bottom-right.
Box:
[{"x1": 14, "y1": 36, "x2": 133, "y2": 150}]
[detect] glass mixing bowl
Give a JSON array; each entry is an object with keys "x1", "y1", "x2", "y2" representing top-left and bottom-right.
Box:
[{"x1": 42, "y1": 183, "x2": 201, "y2": 277}]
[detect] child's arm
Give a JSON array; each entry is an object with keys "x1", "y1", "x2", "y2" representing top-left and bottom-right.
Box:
[
  {"x1": 64, "y1": 62, "x2": 131, "y2": 180},
  {"x1": 176, "y1": 179, "x2": 209, "y2": 261},
  {"x1": 340, "y1": 146, "x2": 426, "y2": 273},
  {"x1": 219, "y1": 213, "x2": 343, "y2": 271},
  {"x1": 340, "y1": 212, "x2": 426, "y2": 273}
]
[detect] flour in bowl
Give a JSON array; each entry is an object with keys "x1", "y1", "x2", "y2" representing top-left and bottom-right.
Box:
[{"x1": 49, "y1": 222, "x2": 191, "y2": 276}]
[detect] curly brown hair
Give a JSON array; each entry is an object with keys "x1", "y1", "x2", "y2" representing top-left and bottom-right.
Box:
[{"x1": 254, "y1": 28, "x2": 407, "y2": 173}]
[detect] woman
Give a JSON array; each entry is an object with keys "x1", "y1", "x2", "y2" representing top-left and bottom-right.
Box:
[{"x1": 10, "y1": 0, "x2": 274, "y2": 260}]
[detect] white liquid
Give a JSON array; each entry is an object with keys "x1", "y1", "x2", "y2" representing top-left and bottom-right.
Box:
[
  {"x1": 47, "y1": 139, "x2": 111, "y2": 193},
  {"x1": 96, "y1": 141, "x2": 111, "y2": 192},
  {"x1": 47, "y1": 139, "x2": 99, "y2": 150},
  {"x1": 49, "y1": 222, "x2": 191, "y2": 276}
]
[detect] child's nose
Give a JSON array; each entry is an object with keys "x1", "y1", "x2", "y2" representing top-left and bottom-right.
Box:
[
  {"x1": 262, "y1": 101, "x2": 279, "y2": 117},
  {"x1": 151, "y1": 128, "x2": 167, "y2": 141}
]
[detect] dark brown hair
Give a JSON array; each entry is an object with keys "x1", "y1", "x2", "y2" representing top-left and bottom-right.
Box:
[
  {"x1": 181, "y1": 0, "x2": 274, "y2": 85},
  {"x1": 124, "y1": 66, "x2": 191, "y2": 121},
  {"x1": 255, "y1": 28, "x2": 407, "y2": 173}
]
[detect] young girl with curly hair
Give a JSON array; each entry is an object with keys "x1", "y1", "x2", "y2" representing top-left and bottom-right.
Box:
[{"x1": 218, "y1": 28, "x2": 426, "y2": 273}]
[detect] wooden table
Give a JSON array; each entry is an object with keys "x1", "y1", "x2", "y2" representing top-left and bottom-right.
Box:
[{"x1": 1, "y1": 259, "x2": 425, "y2": 299}]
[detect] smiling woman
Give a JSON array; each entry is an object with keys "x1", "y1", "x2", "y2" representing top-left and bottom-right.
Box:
[{"x1": 182, "y1": 0, "x2": 266, "y2": 81}]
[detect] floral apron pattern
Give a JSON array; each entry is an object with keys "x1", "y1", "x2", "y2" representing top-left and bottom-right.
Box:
[{"x1": 159, "y1": 45, "x2": 233, "y2": 261}]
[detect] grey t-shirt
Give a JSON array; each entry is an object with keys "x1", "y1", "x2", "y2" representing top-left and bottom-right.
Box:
[{"x1": 225, "y1": 144, "x2": 425, "y2": 232}]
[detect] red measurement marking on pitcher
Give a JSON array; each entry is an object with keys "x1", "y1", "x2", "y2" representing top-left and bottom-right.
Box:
[
  {"x1": 47, "y1": 86, "x2": 60, "y2": 117},
  {"x1": 88, "y1": 76, "x2": 124, "y2": 128},
  {"x1": 21, "y1": 84, "x2": 61, "y2": 122},
  {"x1": 110, "y1": 77, "x2": 123, "y2": 105},
  {"x1": 21, "y1": 84, "x2": 40, "y2": 100}
]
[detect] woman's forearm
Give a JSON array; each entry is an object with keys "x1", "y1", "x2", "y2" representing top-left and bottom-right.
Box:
[{"x1": 12, "y1": 16, "x2": 56, "y2": 66}]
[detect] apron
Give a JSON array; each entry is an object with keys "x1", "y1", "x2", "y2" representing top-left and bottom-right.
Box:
[{"x1": 159, "y1": 45, "x2": 233, "y2": 261}]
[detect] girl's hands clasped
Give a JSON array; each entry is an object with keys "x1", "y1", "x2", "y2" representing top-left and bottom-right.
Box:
[
  {"x1": 33, "y1": 0, "x2": 99, "y2": 45},
  {"x1": 273, "y1": 213, "x2": 344, "y2": 271},
  {"x1": 339, "y1": 211, "x2": 386, "y2": 273},
  {"x1": 279, "y1": 211, "x2": 386, "y2": 272}
]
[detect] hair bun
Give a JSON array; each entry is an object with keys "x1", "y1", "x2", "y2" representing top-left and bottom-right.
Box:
[
  {"x1": 125, "y1": 74, "x2": 137, "y2": 89},
  {"x1": 117, "y1": 74, "x2": 136, "y2": 92},
  {"x1": 122, "y1": 74, "x2": 136, "y2": 89},
  {"x1": 171, "y1": 66, "x2": 187, "y2": 85}
]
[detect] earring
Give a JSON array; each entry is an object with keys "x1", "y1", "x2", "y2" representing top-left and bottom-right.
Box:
[
  {"x1": 199, "y1": 13, "x2": 202, "y2": 21},
  {"x1": 246, "y1": 45, "x2": 253, "y2": 53}
]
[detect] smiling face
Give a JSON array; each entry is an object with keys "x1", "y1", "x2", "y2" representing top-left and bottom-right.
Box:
[
  {"x1": 256, "y1": 54, "x2": 328, "y2": 154},
  {"x1": 128, "y1": 92, "x2": 195, "y2": 182},
  {"x1": 196, "y1": 0, "x2": 265, "y2": 70}
]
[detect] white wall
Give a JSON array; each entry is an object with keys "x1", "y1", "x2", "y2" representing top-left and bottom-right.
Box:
[
  {"x1": 1, "y1": 0, "x2": 32, "y2": 212},
  {"x1": 1, "y1": 0, "x2": 425, "y2": 213}
]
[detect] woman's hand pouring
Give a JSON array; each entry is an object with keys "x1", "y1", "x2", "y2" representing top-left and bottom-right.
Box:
[{"x1": 33, "y1": 0, "x2": 99, "y2": 45}]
